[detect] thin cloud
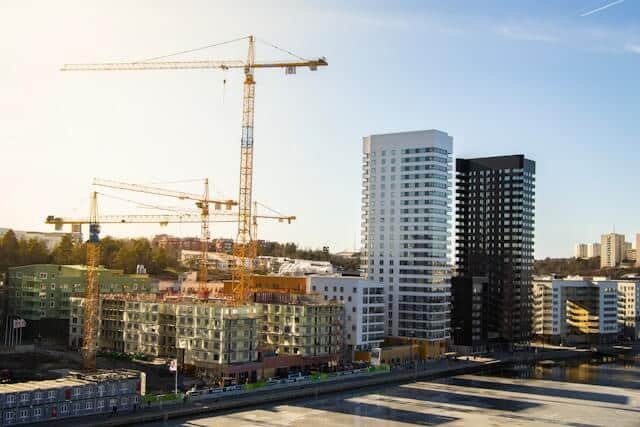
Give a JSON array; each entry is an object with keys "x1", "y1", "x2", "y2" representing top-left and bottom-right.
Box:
[
  {"x1": 581, "y1": 0, "x2": 625, "y2": 17},
  {"x1": 625, "y1": 43, "x2": 640, "y2": 54},
  {"x1": 493, "y1": 25, "x2": 559, "y2": 43}
]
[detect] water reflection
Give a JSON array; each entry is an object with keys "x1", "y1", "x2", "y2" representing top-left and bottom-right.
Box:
[{"x1": 487, "y1": 354, "x2": 640, "y2": 389}]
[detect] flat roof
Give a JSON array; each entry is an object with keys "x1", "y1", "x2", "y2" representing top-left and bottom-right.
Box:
[{"x1": 0, "y1": 370, "x2": 140, "y2": 394}]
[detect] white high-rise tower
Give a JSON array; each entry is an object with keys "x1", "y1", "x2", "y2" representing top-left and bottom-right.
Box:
[{"x1": 361, "y1": 130, "x2": 453, "y2": 357}]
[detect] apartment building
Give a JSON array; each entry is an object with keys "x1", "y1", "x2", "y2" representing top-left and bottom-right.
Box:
[
  {"x1": 70, "y1": 289, "x2": 343, "y2": 383},
  {"x1": 587, "y1": 243, "x2": 601, "y2": 258},
  {"x1": 456, "y1": 155, "x2": 536, "y2": 343},
  {"x1": 616, "y1": 279, "x2": 640, "y2": 340},
  {"x1": 0, "y1": 370, "x2": 144, "y2": 426},
  {"x1": 601, "y1": 233, "x2": 626, "y2": 268},
  {"x1": 361, "y1": 130, "x2": 453, "y2": 357},
  {"x1": 7, "y1": 265, "x2": 152, "y2": 342},
  {"x1": 309, "y1": 276, "x2": 385, "y2": 357},
  {"x1": 636, "y1": 234, "x2": 640, "y2": 268},
  {"x1": 574, "y1": 244, "x2": 588, "y2": 259},
  {"x1": 532, "y1": 277, "x2": 618, "y2": 344},
  {"x1": 258, "y1": 293, "x2": 343, "y2": 359}
]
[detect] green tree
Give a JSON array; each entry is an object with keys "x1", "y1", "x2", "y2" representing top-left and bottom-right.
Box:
[
  {"x1": 51, "y1": 235, "x2": 75, "y2": 265},
  {"x1": 18, "y1": 238, "x2": 51, "y2": 265},
  {"x1": 0, "y1": 229, "x2": 20, "y2": 272}
]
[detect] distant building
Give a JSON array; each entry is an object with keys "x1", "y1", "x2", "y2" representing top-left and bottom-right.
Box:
[
  {"x1": 456, "y1": 155, "x2": 536, "y2": 343},
  {"x1": 0, "y1": 228, "x2": 81, "y2": 251},
  {"x1": 532, "y1": 276, "x2": 618, "y2": 344},
  {"x1": 625, "y1": 249, "x2": 637, "y2": 262},
  {"x1": 574, "y1": 244, "x2": 588, "y2": 259},
  {"x1": 587, "y1": 242, "x2": 601, "y2": 258},
  {"x1": 278, "y1": 259, "x2": 333, "y2": 276},
  {"x1": 601, "y1": 233, "x2": 626, "y2": 268},
  {"x1": 309, "y1": 276, "x2": 385, "y2": 358},
  {"x1": 637, "y1": 234, "x2": 640, "y2": 268}
]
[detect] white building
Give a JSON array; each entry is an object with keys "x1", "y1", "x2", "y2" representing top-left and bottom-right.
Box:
[
  {"x1": 179, "y1": 250, "x2": 252, "y2": 271},
  {"x1": 533, "y1": 276, "x2": 618, "y2": 344},
  {"x1": 361, "y1": 130, "x2": 453, "y2": 356},
  {"x1": 574, "y1": 244, "x2": 588, "y2": 259},
  {"x1": 309, "y1": 276, "x2": 385, "y2": 357},
  {"x1": 616, "y1": 278, "x2": 640, "y2": 340},
  {"x1": 0, "y1": 228, "x2": 82, "y2": 251},
  {"x1": 601, "y1": 233, "x2": 626, "y2": 268},
  {"x1": 587, "y1": 242, "x2": 601, "y2": 258},
  {"x1": 278, "y1": 259, "x2": 334, "y2": 276}
]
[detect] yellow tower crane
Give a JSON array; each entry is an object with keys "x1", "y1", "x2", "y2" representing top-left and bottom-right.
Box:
[
  {"x1": 47, "y1": 192, "x2": 293, "y2": 370},
  {"x1": 93, "y1": 178, "x2": 235, "y2": 298},
  {"x1": 49, "y1": 191, "x2": 225, "y2": 370},
  {"x1": 61, "y1": 35, "x2": 327, "y2": 303}
]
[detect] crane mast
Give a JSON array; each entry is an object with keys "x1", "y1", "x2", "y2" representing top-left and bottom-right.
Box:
[
  {"x1": 234, "y1": 36, "x2": 256, "y2": 303},
  {"x1": 82, "y1": 191, "x2": 100, "y2": 370}
]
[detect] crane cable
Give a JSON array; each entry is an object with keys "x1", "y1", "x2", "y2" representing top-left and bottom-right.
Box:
[{"x1": 137, "y1": 36, "x2": 250, "y2": 63}]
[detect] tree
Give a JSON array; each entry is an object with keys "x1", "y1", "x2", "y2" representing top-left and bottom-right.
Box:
[
  {"x1": 0, "y1": 229, "x2": 20, "y2": 272},
  {"x1": 18, "y1": 238, "x2": 51, "y2": 265},
  {"x1": 51, "y1": 235, "x2": 75, "y2": 265}
]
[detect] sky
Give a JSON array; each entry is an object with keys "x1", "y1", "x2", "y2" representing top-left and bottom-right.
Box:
[{"x1": 1, "y1": 0, "x2": 639, "y2": 259}]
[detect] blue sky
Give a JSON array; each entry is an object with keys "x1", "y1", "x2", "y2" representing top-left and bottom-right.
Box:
[{"x1": 1, "y1": 0, "x2": 639, "y2": 258}]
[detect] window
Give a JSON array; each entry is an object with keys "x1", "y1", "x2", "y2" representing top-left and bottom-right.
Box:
[
  {"x1": 5, "y1": 412, "x2": 15, "y2": 421},
  {"x1": 39, "y1": 272, "x2": 48, "y2": 279},
  {"x1": 85, "y1": 401, "x2": 92, "y2": 410},
  {"x1": 34, "y1": 408, "x2": 42, "y2": 417},
  {"x1": 20, "y1": 393, "x2": 29, "y2": 402},
  {"x1": 48, "y1": 390, "x2": 56, "y2": 399},
  {"x1": 7, "y1": 394, "x2": 15, "y2": 404},
  {"x1": 98, "y1": 399, "x2": 105, "y2": 409},
  {"x1": 19, "y1": 409, "x2": 28, "y2": 419}
]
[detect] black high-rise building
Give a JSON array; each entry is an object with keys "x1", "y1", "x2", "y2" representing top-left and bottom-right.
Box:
[{"x1": 455, "y1": 155, "x2": 535, "y2": 344}]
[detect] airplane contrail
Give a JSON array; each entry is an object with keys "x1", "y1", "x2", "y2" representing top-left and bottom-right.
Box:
[{"x1": 581, "y1": 0, "x2": 625, "y2": 17}]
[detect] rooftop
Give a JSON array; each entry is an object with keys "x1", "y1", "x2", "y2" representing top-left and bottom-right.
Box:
[{"x1": 0, "y1": 370, "x2": 141, "y2": 394}]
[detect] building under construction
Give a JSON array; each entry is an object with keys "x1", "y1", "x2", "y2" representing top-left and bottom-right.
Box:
[
  {"x1": 69, "y1": 276, "x2": 343, "y2": 383},
  {"x1": 0, "y1": 369, "x2": 144, "y2": 426}
]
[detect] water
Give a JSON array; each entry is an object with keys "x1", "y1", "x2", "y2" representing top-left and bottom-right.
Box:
[{"x1": 485, "y1": 354, "x2": 640, "y2": 390}]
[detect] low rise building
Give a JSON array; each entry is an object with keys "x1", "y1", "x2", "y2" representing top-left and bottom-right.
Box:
[
  {"x1": 277, "y1": 259, "x2": 334, "y2": 276},
  {"x1": 309, "y1": 276, "x2": 384, "y2": 358},
  {"x1": 0, "y1": 228, "x2": 82, "y2": 251},
  {"x1": 70, "y1": 277, "x2": 345, "y2": 384},
  {"x1": 532, "y1": 276, "x2": 618, "y2": 344},
  {"x1": 0, "y1": 370, "x2": 144, "y2": 425}
]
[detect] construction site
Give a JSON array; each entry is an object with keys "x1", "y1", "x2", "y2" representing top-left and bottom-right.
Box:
[{"x1": 0, "y1": 35, "x2": 342, "y2": 423}]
